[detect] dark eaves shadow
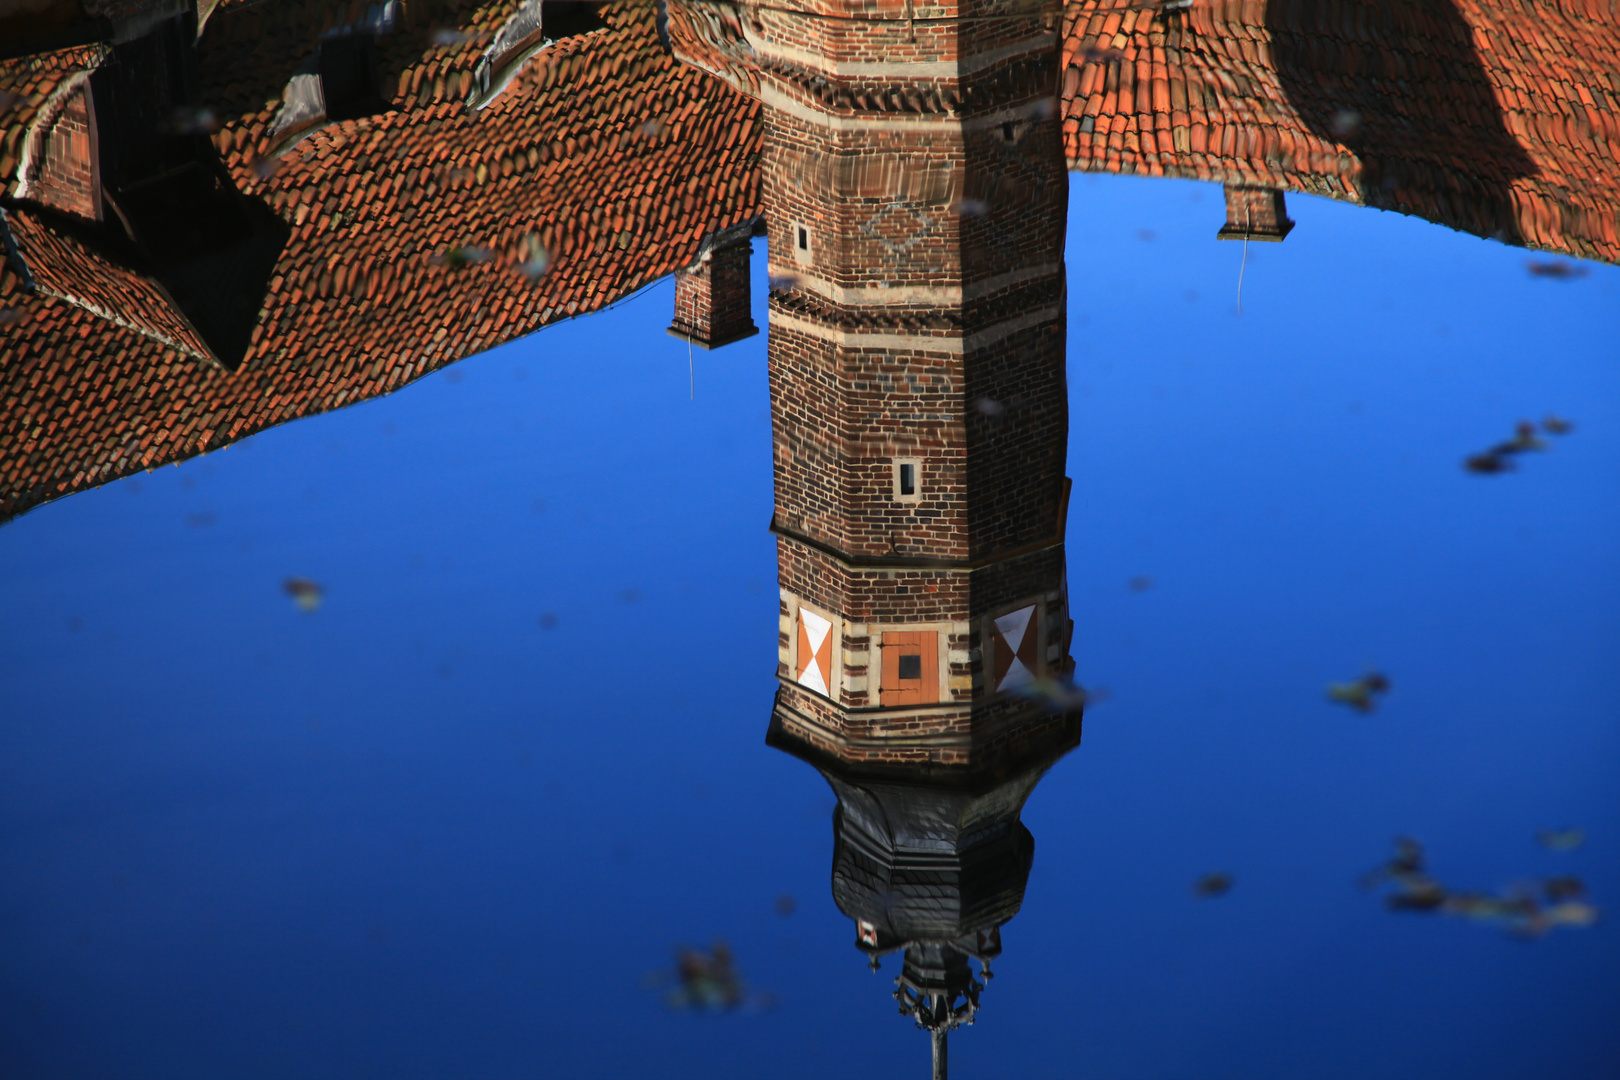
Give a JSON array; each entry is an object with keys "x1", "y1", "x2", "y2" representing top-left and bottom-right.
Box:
[{"x1": 1265, "y1": 0, "x2": 1537, "y2": 245}]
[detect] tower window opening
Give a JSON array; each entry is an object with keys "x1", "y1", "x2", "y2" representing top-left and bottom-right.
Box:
[
  {"x1": 1002, "y1": 120, "x2": 1016, "y2": 141},
  {"x1": 894, "y1": 458, "x2": 921, "y2": 501},
  {"x1": 897, "y1": 653, "x2": 922, "y2": 680},
  {"x1": 790, "y1": 222, "x2": 812, "y2": 264}
]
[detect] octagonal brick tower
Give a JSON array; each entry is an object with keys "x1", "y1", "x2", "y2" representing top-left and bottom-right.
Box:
[{"x1": 670, "y1": 0, "x2": 1079, "y2": 771}]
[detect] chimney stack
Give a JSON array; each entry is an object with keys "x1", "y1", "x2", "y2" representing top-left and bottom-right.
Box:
[
  {"x1": 1217, "y1": 184, "x2": 1294, "y2": 241},
  {"x1": 668, "y1": 229, "x2": 757, "y2": 349}
]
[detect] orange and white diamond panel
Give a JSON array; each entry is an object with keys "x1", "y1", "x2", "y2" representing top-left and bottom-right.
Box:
[
  {"x1": 796, "y1": 607, "x2": 833, "y2": 696},
  {"x1": 990, "y1": 604, "x2": 1038, "y2": 692}
]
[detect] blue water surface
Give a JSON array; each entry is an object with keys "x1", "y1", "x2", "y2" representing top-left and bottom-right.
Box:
[{"x1": 2, "y1": 174, "x2": 1616, "y2": 1079}]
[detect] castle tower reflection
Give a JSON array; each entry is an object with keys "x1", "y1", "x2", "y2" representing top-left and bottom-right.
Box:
[
  {"x1": 670, "y1": 0, "x2": 1082, "y2": 773},
  {"x1": 669, "y1": 2, "x2": 1084, "y2": 1070}
]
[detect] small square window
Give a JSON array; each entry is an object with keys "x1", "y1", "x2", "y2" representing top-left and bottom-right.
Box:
[{"x1": 897, "y1": 653, "x2": 922, "y2": 680}]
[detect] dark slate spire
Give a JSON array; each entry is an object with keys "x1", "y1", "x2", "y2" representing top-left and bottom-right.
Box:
[{"x1": 772, "y1": 718, "x2": 1078, "y2": 1079}]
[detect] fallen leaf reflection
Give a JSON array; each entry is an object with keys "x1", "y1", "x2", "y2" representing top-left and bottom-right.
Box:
[
  {"x1": 1491, "y1": 420, "x2": 1547, "y2": 455},
  {"x1": 431, "y1": 27, "x2": 490, "y2": 47},
  {"x1": 1464, "y1": 452, "x2": 1515, "y2": 474},
  {"x1": 1464, "y1": 416, "x2": 1573, "y2": 474},
  {"x1": 1543, "y1": 876, "x2": 1585, "y2": 902},
  {"x1": 432, "y1": 245, "x2": 492, "y2": 269},
  {"x1": 1326, "y1": 671, "x2": 1390, "y2": 713},
  {"x1": 1363, "y1": 838, "x2": 1600, "y2": 938},
  {"x1": 646, "y1": 941, "x2": 774, "y2": 1013},
  {"x1": 166, "y1": 105, "x2": 218, "y2": 134},
  {"x1": 252, "y1": 155, "x2": 284, "y2": 181},
  {"x1": 1011, "y1": 676, "x2": 1107, "y2": 713},
  {"x1": 1329, "y1": 108, "x2": 1363, "y2": 139},
  {"x1": 283, "y1": 577, "x2": 324, "y2": 612},
  {"x1": 1526, "y1": 260, "x2": 1589, "y2": 280},
  {"x1": 1080, "y1": 46, "x2": 1124, "y2": 64},
  {"x1": 1536, "y1": 828, "x2": 1585, "y2": 851},
  {"x1": 517, "y1": 235, "x2": 552, "y2": 282}
]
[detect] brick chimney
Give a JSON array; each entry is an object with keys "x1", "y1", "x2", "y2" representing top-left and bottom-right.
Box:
[
  {"x1": 1217, "y1": 184, "x2": 1294, "y2": 241},
  {"x1": 667, "y1": 229, "x2": 757, "y2": 349}
]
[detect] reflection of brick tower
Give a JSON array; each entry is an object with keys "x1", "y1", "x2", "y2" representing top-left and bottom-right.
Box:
[{"x1": 671, "y1": 0, "x2": 1079, "y2": 773}]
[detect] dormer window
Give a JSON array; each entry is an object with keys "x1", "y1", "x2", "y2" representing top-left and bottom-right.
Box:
[
  {"x1": 318, "y1": 33, "x2": 384, "y2": 122},
  {"x1": 468, "y1": 1, "x2": 607, "y2": 111},
  {"x1": 268, "y1": 2, "x2": 398, "y2": 153},
  {"x1": 541, "y1": 1, "x2": 607, "y2": 39}
]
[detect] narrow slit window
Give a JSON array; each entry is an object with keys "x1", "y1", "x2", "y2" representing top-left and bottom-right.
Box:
[
  {"x1": 797, "y1": 226, "x2": 809, "y2": 250},
  {"x1": 894, "y1": 458, "x2": 921, "y2": 501}
]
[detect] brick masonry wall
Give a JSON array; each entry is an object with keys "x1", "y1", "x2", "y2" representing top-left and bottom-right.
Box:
[
  {"x1": 960, "y1": 109, "x2": 1067, "y2": 286},
  {"x1": 759, "y1": 110, "x2": 1077, "y2": 301},
  {"x1": 29, "y1": 86, "x2": 98, "y2": 221},
  {"x1": 776, "y1": 539, "x2": 971, "y2": 625},
  {"x1": 770, "y1": 326, "x2": 974, "y2": 561},
  {"x1": 1221, "y1": 184, "x2": 1292, "y2": 236},
  {"x1": 963, "y1": 314, "x2": 1067, "y2": 559},
  {"x1": 753, "y1": 1, "x2": 1059, "y2": 80},
  {"x1": 773, "y1": 685, "x2": 1082, "y2": 772},
  {"x1": 749, "y1": 0, "x2": 1078, "y2": 768}
]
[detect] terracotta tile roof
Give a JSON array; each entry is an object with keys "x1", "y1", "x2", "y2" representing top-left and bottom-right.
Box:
[
  {"x1": 10, "y1": 210, "x2": 216, "y2": 359},
  {"x1": 10, "y1": 0, "x2": 1613, "y2": 521},
  {"x1": 1060, "y1": 0, "x2": 1620, "y2": 263},
  {"x1": 1, "y1": 2, "x2": 762, "y2": 522}
]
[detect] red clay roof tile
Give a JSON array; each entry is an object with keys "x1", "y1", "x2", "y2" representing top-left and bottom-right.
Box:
[
  {"x1": 1, "y1": 3, "x2": 761, "y2": 522},
  {"x1": 1062, "y1": 0, "x2": 1620, "y2": 263}
]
